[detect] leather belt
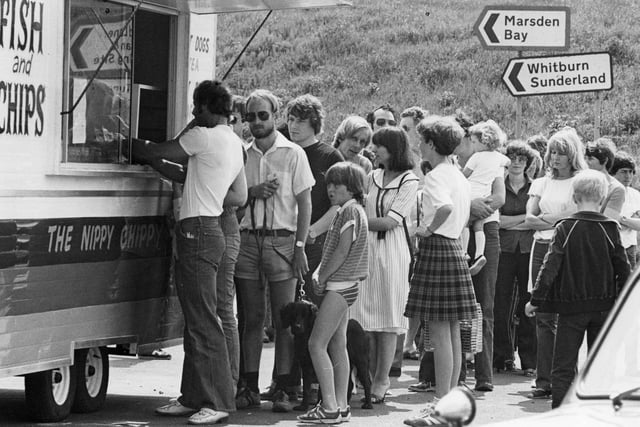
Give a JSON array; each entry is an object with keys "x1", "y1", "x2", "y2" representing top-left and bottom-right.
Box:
[{"x1": 243, "y1": 229, "x2": 294, "y2": 237}]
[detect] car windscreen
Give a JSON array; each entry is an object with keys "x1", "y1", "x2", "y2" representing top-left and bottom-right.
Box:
[{"x1": 578, "y1": 279, "x2": 640, "y2": 398}]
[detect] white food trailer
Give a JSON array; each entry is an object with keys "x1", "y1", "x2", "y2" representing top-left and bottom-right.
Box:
[{"x1": 0, "y1": 0, "x2": 351, "y2": 421}]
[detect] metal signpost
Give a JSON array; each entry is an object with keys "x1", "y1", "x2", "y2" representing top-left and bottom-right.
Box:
[
  {"x1": 475, "y1": 6, "x2": 581, "y2": 137},
  {"x1": 475, "y1": 6, "x2": 615, "y2": 139}
]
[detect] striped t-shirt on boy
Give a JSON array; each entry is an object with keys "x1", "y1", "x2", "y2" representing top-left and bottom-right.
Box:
[{"x1": 319, "y1": 199, "x2": 369, "y2": 284}]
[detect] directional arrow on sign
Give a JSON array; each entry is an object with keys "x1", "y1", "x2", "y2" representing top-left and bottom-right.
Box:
[
  {"x1": 502, "y1": 52, "x2": 613, "y2": 97},
  {"x1": 71, "y1": 27, "x2": 92, "y2": 70},
  {"x1": 474, "y1": 6, "x2": 570, "y2": 50},
  {"x1": 69, "y1": 23, "x2": 132, "y2": 73}
]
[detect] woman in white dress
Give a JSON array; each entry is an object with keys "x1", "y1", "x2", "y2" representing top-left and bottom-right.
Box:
[{"x1": 350, "y1": 127, "x2": 419, "y2": 402}]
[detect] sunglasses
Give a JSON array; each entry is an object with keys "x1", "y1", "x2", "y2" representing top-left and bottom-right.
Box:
[
  {"x1": 228, "y1": 115, "x2": 238, "y2": 125},
  {"x1": 245, "y1": 111, "x2": 271, "y2": 123},
  {"x1": 375, "y1": 118, "x2": 397, "y2": 127}
]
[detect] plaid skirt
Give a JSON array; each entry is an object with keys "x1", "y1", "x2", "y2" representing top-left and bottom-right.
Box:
[{"x1": 404, "y1": 234, "x2": 478, "y2": 321}]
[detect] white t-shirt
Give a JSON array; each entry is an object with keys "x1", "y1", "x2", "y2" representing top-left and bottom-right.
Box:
[
  {"x1": 620, "y1": 186, "x2": 640, "y2": 248},
  {"x1": 421, "y1": 162, "x2": 471, "y2": 239},
  {"x1": 466, "y1": 151, "x2": 510, "y2": 199},
  {"x1": 178, "y1": 125, "x2": 244, "y2": 220},
  {"x1": 528, "y1": 175, "x2": 578, "y2": 241}
]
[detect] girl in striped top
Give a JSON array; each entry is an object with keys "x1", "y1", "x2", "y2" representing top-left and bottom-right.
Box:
[{"x1": 298, "y1": 162, "x2": 369, "y2": 424}]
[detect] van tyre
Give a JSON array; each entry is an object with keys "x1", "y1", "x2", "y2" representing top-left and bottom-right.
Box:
[
  {"x1": 24, "y1": 365, "x2": 77, "y2": 422},
  {"x1": 72, "y1": 347, "x2": 109, "y2": 413}
]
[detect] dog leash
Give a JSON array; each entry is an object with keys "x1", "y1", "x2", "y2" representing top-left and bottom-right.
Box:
[{"x1": 295, "y1": 279, "x2": 308, "y2": 302}]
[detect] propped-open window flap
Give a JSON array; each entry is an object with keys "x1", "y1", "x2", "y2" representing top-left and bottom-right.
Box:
[
  {"x1": 143, "y1": 0, "x2": 353, "y2": 14},
  {"x1": 200, "y1": 0, "x2": 353, "y2": 14}
]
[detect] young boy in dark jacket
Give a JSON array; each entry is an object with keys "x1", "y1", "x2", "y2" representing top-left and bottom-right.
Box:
[{"x1": 525, "y1": 169, "x2": 630, "y2": 409}]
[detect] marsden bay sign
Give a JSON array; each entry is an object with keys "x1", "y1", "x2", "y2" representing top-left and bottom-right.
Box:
[{"x1": 474, "y1": 5, "x2": 570, "y2": 50}]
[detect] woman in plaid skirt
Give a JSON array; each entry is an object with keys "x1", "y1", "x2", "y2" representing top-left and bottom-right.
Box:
[{"x1": 404, "y1": 115, "x2": 478, "y2": 422}]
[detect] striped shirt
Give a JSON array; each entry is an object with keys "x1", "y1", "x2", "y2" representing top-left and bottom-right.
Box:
[{"x1": 319, "y1": 199, "x2": 369, "y2": 282}]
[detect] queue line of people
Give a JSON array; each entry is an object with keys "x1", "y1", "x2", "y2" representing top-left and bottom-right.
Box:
[{"x1": 129, "y1": 79, "x2": 635, "y2": 425}]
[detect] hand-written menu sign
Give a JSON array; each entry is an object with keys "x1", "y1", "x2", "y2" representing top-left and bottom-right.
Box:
[
  {"x1": 186, "y1": 13, "x2": 217, "y2": 122},
  {"x1": 0, "y1": 0, "x2": 47, "y2": 137}
]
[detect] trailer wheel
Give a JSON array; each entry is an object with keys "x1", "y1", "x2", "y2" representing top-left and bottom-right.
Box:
[
  {"x1": 24, "y1": 365, "x2": 77, "y2": 422},
  {"x1": 72, "y1": 347, "x2": 109, "y2": 413}
]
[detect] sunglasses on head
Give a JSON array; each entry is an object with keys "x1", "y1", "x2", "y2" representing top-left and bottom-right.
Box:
[
  {"x1": 375, "y1": 118, "x2": 396, "y2": 127},
  {"x1": 245, "y1": 111, "x2": 271, "y2": 122}
]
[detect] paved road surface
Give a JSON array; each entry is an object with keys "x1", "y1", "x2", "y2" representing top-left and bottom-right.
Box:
[{"x1": 0, "y1": 343, "x2": 553, "y2": 426}]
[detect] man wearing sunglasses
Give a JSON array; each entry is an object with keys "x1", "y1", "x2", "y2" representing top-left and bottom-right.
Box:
[
  {"x1": 234, "y1": 89, "x2": 315, "y2": 413},
  {"x1": 366, "y1": 103, "x2": 398, "y2": 132},
  {"x1": 129, "y1": 80, "x2": 247, "y2": 425}
]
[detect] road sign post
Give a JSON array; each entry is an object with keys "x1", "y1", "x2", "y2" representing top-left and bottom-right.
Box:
[
  {"x1": 502, "y1": 52, "x2": 613, "y2": 97},
  {"x1": 474, "y1": 6, "x2": 570, "y2": 50}
]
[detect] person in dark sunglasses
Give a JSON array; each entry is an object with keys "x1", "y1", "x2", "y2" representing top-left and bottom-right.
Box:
[
  {"x1": 366, "y1": 103, "x2": 397, "y2": 132},
  {"x1": 234, "y1": 89, "x2": 316, "y2": 414}
]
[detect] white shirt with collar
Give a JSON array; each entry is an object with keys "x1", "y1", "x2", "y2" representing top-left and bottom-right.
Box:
[{"x1": 240, "y1": 131, "x2": 315, "y2": 231}]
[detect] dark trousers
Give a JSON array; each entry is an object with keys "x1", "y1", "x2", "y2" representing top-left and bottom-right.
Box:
[
  {"x1": 531, "y1": 240, "x2": 557, "y2": 391},
  {"x1": 176, "y1": 216, "x2": 235, "y2": 412},
  {"x1": 461, "y1": 221, "x2": 500, "y2": 384},
  {"x1": 419, "y1": 350, "x2": 435, "y2": 383},
  {"x1": 551, "y1": 311, "x2": 609, "y2": 408},
  {"x1": 494, "y1": 251, "x2": 537, "y2": 370}
]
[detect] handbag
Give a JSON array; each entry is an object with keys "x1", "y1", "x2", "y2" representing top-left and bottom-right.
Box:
[
  {"x1": 402, "y1": 217, "x2": 416, "y2": 282},
  {"x1": 460, "y1": 303, "x2": 483, "y2": 354},
  {"x1": 421, "y1": 303, "x2": 483, "y2": 354}
]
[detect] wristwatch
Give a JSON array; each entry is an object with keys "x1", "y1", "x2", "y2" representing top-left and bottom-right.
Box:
[{"x1": 295, "y1": 240, "x2": 305, "y2": 248}]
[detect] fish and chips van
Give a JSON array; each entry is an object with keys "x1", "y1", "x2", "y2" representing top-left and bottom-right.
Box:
[{"x1": 0, "y1": 0, "x2": 351, "y2": 421}]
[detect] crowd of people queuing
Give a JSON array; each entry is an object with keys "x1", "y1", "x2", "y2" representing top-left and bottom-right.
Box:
[{"x1": 130, "y1": 79, "x2": 634, "y2": 425}]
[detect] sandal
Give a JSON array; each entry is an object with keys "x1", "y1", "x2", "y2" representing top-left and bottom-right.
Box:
[
  {"x1": 370, "y1": 394, "x2": 386, "y2": 404},
  {"x1": 363, "y1": 390, "x2": 388, "y2": 404}
]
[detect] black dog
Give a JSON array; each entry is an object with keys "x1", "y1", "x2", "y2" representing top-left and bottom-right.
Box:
[
  {"x1": 280, "y1": 300, "x2": 373, "y2": 410},
  {"x1": 347, "y1": 318, "x2": 373, "y2": 409},
  {"x1": 280, "y1": 299, "x2": 319, "y2": 411}
]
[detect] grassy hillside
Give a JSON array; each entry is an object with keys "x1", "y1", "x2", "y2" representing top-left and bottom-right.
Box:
[{"x1": 216, "y1": 0, "x2": 640, "y2": 152}]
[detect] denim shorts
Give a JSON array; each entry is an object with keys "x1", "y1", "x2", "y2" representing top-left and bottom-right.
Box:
[{"x1": 235, "y1": 231, "x2": 295, "y2": 282}]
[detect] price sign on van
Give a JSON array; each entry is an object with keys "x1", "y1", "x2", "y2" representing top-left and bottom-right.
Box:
[
  {"x1": 474, "y1": 6, "x2": 570, "y2": 50},
  {"x1": 70, "y1": 23, "x2": 132, "y2": 72}
]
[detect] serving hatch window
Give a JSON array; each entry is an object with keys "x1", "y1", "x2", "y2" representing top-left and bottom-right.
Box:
[{"x1": 63, "y1": 0, "x2": 171, "y2": 165}]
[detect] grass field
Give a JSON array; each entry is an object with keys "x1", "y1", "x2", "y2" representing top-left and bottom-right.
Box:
[{"x1": 216, "y1": 0, "x2": 640, "y2": 154}]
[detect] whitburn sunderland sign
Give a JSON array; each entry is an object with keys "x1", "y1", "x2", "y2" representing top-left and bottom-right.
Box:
[{"x1": 502, "y1": 52, "x2": 613, "y2": 97}]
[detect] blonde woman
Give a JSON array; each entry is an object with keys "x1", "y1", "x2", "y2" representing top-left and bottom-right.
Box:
[{"x1": 524, "y1": 127, "x2": 588, "y2": 399}]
